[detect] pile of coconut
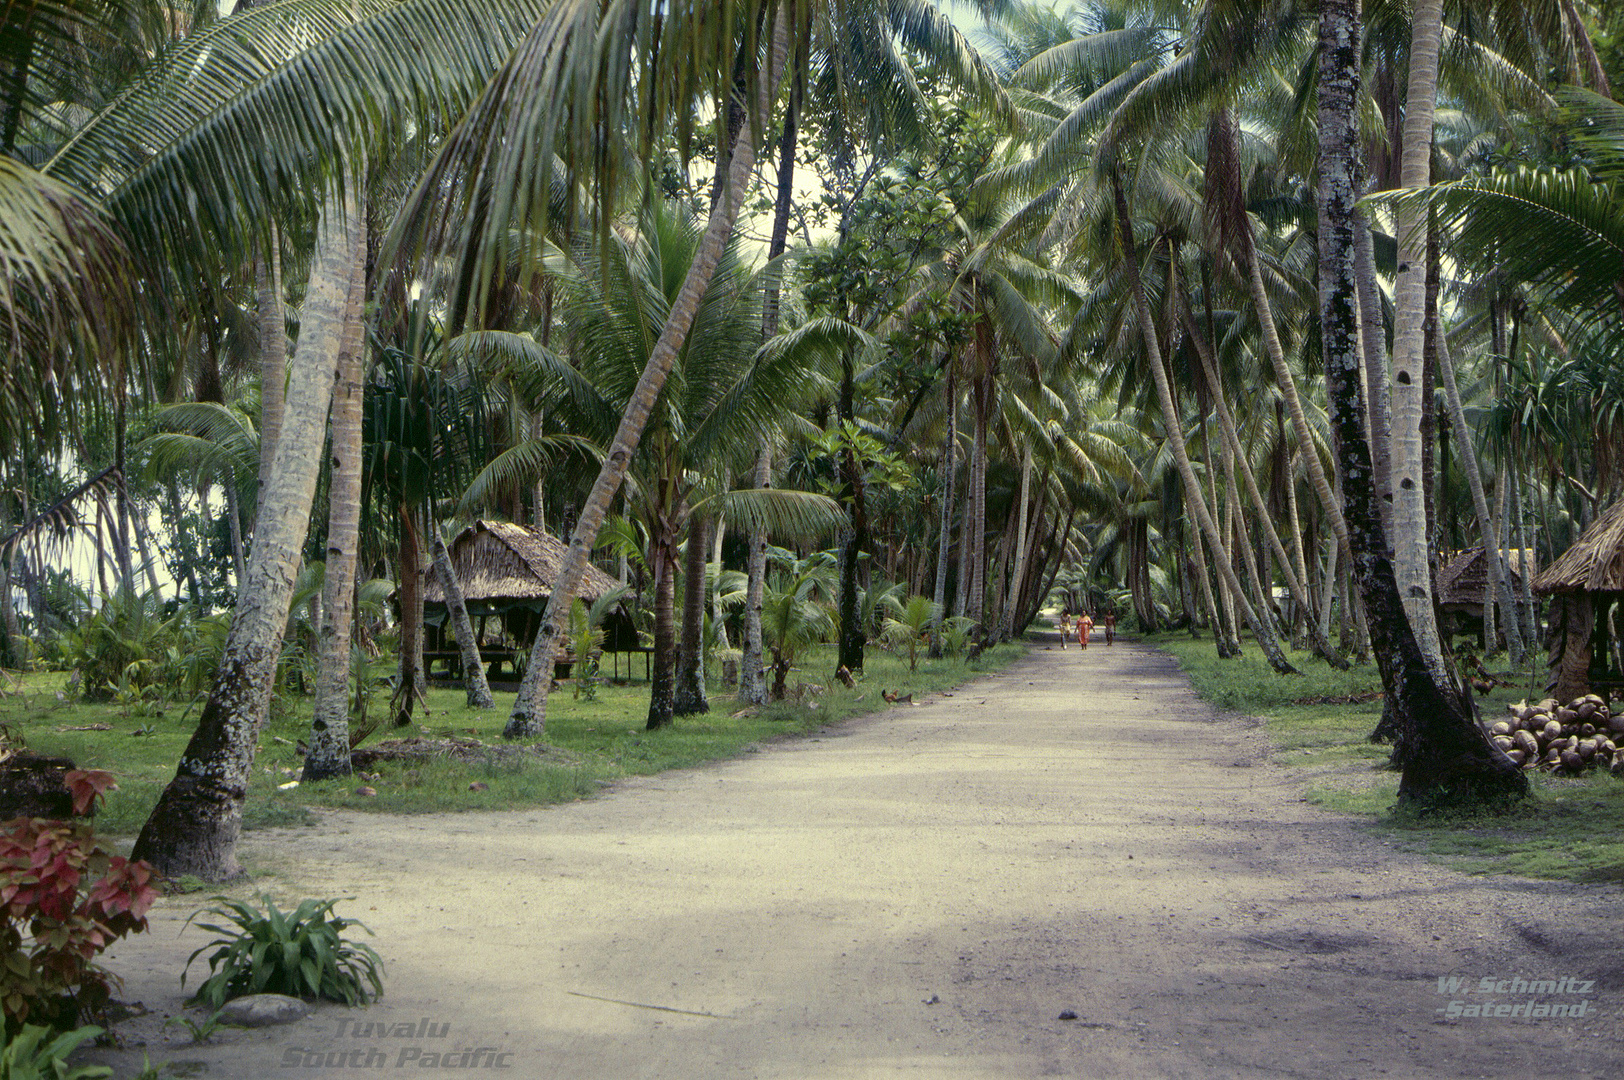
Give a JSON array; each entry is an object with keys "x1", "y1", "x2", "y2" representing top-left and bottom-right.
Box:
[{"x1": 1492, "y1": 695, "x2": 1623, "y2": 775}]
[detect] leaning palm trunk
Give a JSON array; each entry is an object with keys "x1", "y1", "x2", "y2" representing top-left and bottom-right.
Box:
[
  {"x1": 134, "y1": 195, "x2": 360, "y2": 878},
  {"x1": 674, "y1": 513, "x2": 710, "y2": 715},
  {"x1": 1111, "y1": 169, "x2": 1296, "y2": 674},
  {"x1": 1185, "y1": 305, "x2": 1348, "y2": 667},
  {"x1": 1353, "y1": 207, "x2": 1393, "y2": 532},
  {"x1": 1314, "y1": 0, "x2": 1522, "y2": 804},
  {"x1": 1236, "y1": 188, "x2": 1350, "y2": 563},
  {"x1": 304, "y1": 207, "x2": 370, "y2": 781},
  {"x1": 1434, "y1": 325, "x2": 1522, "y2": 660},
  {"x1": 432, "y1": 529, "x2": 494, "y2": 709},
  {"x1": 505, "y1": 24, "x2": 785, "y2": 738},
  {"x1": 1386, "y1": 0, "x2": 1452, "y2": 683},
  {"x1": 255, "y1": 230, "x2": 286, "y2": 522}
]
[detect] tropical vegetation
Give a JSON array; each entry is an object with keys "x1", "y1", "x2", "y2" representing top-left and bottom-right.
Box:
[{"x1": 0, "y1": 0, "x2": 1619, "y2": 883}]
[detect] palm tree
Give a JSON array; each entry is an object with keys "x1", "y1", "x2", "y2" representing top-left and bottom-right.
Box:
[
  {"x1": 761, "y1": 551, "x2": 837, "y2": 700},
  {"x1": 133, "y1": 190, "x2": 362, "y2": 878},
  {"x1": 881, "y1": 593, "x2": 940, "y2": 670},
  {"x1": 1313, "y1": 0, "x2": 1523, "y2": 804},
  {"x1": 303, "y1": 194, "x2": 371, "y2": 781},
  {"x1": 461, "y1": 198, "x2": 848, "y2": 731}
]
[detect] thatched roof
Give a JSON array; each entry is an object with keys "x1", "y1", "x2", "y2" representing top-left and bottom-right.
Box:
[
  {"x1": 1437, "y1": 547, "x2": 1535, "y2": 608},
  {"x1": 1534, "y1": 500, "x2": 1624, "y2": 596},
  {"x1": 423, "y1": 519, "x2": 626, "y2": 608}
]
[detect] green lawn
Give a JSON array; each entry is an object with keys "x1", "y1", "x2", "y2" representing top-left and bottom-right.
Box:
[
  {"x1": 1147, "y1": 632, "x2": 1624, "y2": 884},
  {"x1": 1, "y1": 640, "x2": 1026, "y2": 838}
]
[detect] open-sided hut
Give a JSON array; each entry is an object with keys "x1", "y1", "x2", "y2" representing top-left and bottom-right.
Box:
[
  {"x1": 1533, "y1": 500, "x2": 1624, "y2": 701},
  {"x1": 1437, "y1": 546, "x2": 1535, "y2": 638},
  {"x1": 423, "y1": 520, "x2": 639, "y2": 678}
]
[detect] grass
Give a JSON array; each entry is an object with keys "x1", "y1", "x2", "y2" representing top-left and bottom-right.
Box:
[
  {"x1": 1146, "y1": 631, "x2": 1624, "y2": 884},
  {"x1": 0, "y1": 640, "x2": 1025, "y2": 839}
]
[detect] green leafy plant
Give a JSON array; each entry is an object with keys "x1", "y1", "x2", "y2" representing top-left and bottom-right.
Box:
[
  {"x1": 50, "y1": 590, "x2": 178, "y2": 703},
  {"x1": 880, "y1": 594, "x2": 941, "y2": 671},
  {"x1": 161, "y1": 1008, "x2": 224, "y2": 1044},
  {"x1": 940, "y1": 616, "x2": 976, "y2": 662},
  {"x1": 0, "y1": 1024, "x2": 111, "y2": 1080},
  {"x1": 182, "y1": 897, "x2": 383, "y2": 1008},
  {"x1": 1, "y1": 772, "x2": 157, "y2": 1035}
]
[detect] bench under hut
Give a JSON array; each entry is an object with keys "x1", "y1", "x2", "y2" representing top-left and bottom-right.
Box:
[
  {"x1": 423, "y1": 520, "x2": 641, "y2": 682},
  {"x1": 1533, "y1": 500, "x2": 1624, "y2": 702}
]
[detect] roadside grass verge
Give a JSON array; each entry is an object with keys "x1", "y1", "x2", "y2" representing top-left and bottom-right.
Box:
[
  {"x1": 1147, "y1": 632, "x2": 1624, "y2": 884},
  {"x1": 1, "y1": 640, "x2": 1024, "y2": 836}
]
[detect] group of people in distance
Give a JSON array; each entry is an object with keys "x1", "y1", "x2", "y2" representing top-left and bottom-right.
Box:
[{"x1": 1057, "y1": 608, "x2": 1114, "y2": 650}]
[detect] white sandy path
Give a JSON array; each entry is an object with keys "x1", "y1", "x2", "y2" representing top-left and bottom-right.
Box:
[{"x1": 90, "y1": 638, "x2": 1624, "y2": 1079}]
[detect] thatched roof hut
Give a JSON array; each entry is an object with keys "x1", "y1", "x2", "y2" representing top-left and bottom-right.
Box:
[
  {"x1": 1533, "y1": 500, "x2": 1624, "y2": 597},
  {"x1": 1532, "y1": 500, "x2": 1624, "y2": 702},
  {"x1": 1437, "y1": 547, "x2": 1535, "y2": 615},
  {"x1": 424, "y1": 520, "x2": 638, "y2": 653}
]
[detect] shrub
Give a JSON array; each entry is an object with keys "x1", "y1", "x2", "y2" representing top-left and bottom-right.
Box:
[
  {"x1": 183, "y1": 897, "x2": 383, "y2": 1008},
  {"x1": 1, "y1": 773, "x2": 158, "y2": 1036},
  {"x1": 0, "y1": 1024, "x2": 111, "y2": 1080}
]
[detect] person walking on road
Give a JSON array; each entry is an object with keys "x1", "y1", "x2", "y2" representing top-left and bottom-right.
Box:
[
  {"x1": 1078, "y1": 611, "x2": 1094, "y2": 649},
  {"x1": 1059, "y1": 610, "x2": 1071, "y2": 649},
  {"x1": 1103, "y1": 610, "x2": 1116, "y2": 646}
]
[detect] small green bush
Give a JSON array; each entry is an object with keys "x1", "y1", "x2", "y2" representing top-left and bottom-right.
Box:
[
  {"x1": 0, "y1": 1024, "x2": 110, "y2": 1080},
  {"x1": 182, "y1": 897, "x2": 383, "y2": 1008}
]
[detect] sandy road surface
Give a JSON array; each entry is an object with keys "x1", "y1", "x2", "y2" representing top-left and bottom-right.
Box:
[{"x1": 90, "y1": 638, "x2": 1624, "y2": 1079}]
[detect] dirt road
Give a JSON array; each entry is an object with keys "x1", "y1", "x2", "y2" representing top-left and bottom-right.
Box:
[{"x1": 91, "y1": 638, "x2": 1624, "y2": 1078}]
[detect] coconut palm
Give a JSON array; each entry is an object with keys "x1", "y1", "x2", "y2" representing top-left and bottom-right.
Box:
[
  {"x1": 881, "y1": 593, "x2": 940, "y2": 670},
  {"x1": 133, "y1": 190, "x2": 363, "y2": 878},
  {"x1": 460, "y1": 197, "x2": 849, "y2": 731},
  {"x1": 761, "y1": 551, "x2": 837, "y2": 700},
  {"x1": 1313, "y1": 0, "x2": 1524, "y2": 804}
]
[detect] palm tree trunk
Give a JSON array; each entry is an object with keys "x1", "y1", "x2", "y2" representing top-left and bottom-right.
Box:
[
  {"x1": 646, "y1": 521, "x2": 679, "y2": 730},
  {"x1": 1353, "y1": 206, "x2": 1393, "y2": 532},
  {"x1": 740, "y1": 92, "x2": 799, "y2": 706},
  {"x1": 1386, "y1": 0, "x2": 1452, "y2": 683},
  {"x1": 133, "y1": 194, "x2": 360, "y2": 879},
  {"x1": 674, "y1": 512, "x2": 710, "y2": 715},
  {"x1": 433, "y1": 528, "x2": 494, "y2": 710},
  {"x1": 1434, "y1": 323, "x2": 1521, "y2": 659},
  {"x1": 1283, "y1": 428, "x2": 1312, "y2": 646},
  {"x1": 1314, "y1": 0, "x2": 1522, "y2": 804},
  {"x1": 710, "y1": 515, "x2": 727, "y2": 650},
  {"x1": 965, "y1": 367, "x2": 990, "y2": 632},
  {"x1": 224, "y1": 475, "x2": 246, "y2": 589},
  {"x1": 837, "y1": 362, "x2": 869, "y2": 671},
  {"x1": 392, "y1": 504, "x2": 428, "y2": 725},
  {"x1": 505, "y1": 18, "x2": 786, "y2": 738},
  {"x1": 165, "y1": 482, "x2": 203, "y2": 609},
  {"x1": 1111, "y1": 169, "x2": 1296, "y2": 674},
  {"x1": 1233, "y1": 167, "x2": 1350, "y2": 559},
  {"x1": 133, "y1": 510, "x2": 165, "y2": 599},
  {"x1": 256, "y1": 232, "x2": 285, "y2": 521},
  {"x1": 305, "y1": 216, "x2": 370, "y2": 780},
  {"x1": 1183, "y1": 300, "x2": 1346, "y2": 666},
  {"x1": 930, "y1": 374, "x2": 957, "y2": 656},
  {"x1": 739, "y1": 447, "x2": 772, "y2": 705},
  {"x1": 1511, "y1": 467, "x2": 1536, "y2": 646},
  {"x1": 998, "y1": 447, "x2": 1033, "y2": 642}
]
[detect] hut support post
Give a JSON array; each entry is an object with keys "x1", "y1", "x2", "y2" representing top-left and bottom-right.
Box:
[{"x1": 1547, "y1": 594, "x2": 1595, "y2": 703}]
